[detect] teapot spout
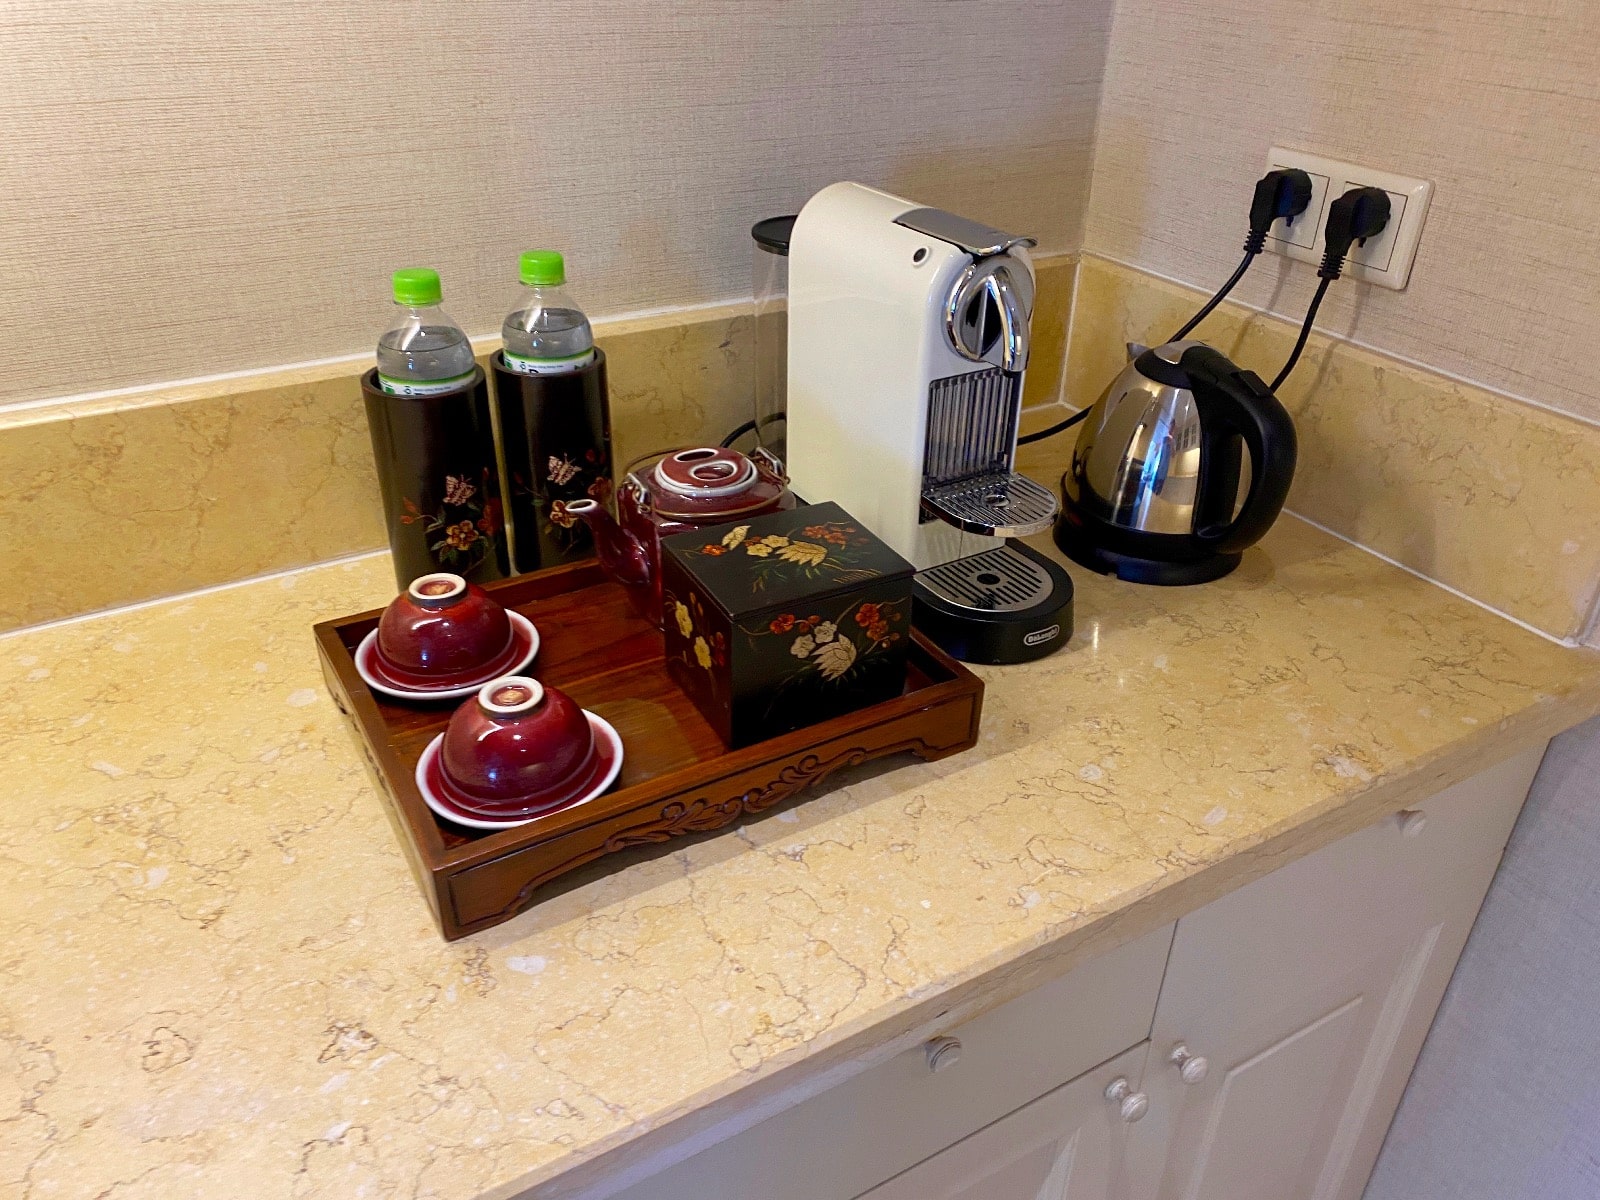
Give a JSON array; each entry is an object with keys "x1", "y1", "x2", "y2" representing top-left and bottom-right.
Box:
[{"x1": 565, "y1": 498, "x2": 652, "y2": 588}]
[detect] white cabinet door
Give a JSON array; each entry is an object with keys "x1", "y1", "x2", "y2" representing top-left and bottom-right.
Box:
[
  {"x1": 859, "y1": 1043, "x2": 1151, "y2": 1200},
  {"x1": 1124, "y1": 747, "x2": 1543, "y2": 1200}
]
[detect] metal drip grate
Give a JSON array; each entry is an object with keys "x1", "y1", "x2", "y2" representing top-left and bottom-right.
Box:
[
  {"x1": 915, "y1": 545, "x2": 1056, "y2": 613},
  {"x1": 922, "y1": 369, "x2": 1021, "y2": 488},
  {"x1": 921, "y1": 471, "x2": 1057, "y2": 537}
]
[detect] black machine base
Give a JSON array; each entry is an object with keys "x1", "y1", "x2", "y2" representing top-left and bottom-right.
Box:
[
  {"x1": 1053, "y1": 498, "x2": 1242, "y2": 586},
  {"x1": 1054, "y1": 536, "x2": 1241, "y2": 585},
  {"x1": 912, "y1": 540, "x2": 1074, "y2": 665}
]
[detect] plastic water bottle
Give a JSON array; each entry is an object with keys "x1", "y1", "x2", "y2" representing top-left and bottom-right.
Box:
[
  {"x1": 500, "y1": 251, "x2": 595, "y2": 375},
  {"x1": 376, "y1": 268, "x2": 477, "y2": 396}
]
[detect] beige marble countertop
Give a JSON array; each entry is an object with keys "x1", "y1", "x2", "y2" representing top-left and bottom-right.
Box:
[{"x1": 4, "y1": 519, "x2": 1599, "y2": 1200}]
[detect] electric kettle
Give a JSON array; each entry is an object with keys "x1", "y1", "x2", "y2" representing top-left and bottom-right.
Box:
[{"x1": 1054, "y1": 340, "x2": 1297, "y2": 584}]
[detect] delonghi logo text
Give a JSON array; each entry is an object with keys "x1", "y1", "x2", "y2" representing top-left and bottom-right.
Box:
[{"x1": 1023, "y1": 624, "x2": 1060, "y2": 647}]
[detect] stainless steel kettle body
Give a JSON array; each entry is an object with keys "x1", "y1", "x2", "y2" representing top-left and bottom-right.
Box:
[{"x1": 1055, "y1": 340, "x2": 1297, "y2": 585}]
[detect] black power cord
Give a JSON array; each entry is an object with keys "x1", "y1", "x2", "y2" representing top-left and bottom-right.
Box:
[
  {"x1": 1167, "y1": 251, "x2": 1254, "y2": 344},
  {"x1": 1015, "y1": 404, "x2": 1091, "y2": 445},
  {"x1": 719, "y1": 418, "x2": 758, "y2": 448},
  {"x1": 1271, "y1": 185, "x2": 1391, "y2": 391},
  {"x1": 1018, "y1": 168, "x2": 1314, "y2": 447},
  {"x1": 1167, "y1": 167, "x2": 1315, "y2": 343}
]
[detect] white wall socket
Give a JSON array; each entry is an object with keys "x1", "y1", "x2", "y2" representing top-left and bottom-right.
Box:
[{"x1": 1263, "y1": 147, "x2": 1434, "y2": 290}]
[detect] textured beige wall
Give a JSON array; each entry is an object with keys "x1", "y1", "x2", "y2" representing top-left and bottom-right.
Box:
[
  {"x1": 1085, "y1": 0, "x2": 1600, "y2": 423},
  {"x1": 0, "y1": 0, "x2": 1111, "y2": 408}
]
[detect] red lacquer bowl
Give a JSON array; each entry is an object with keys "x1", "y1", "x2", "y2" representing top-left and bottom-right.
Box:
[
  {"x1": 439, "y1": 677, "x2": 595, "y2": 806},
  {"x1": 376, "y1": 573, "x2": 513, "y2": 683}
]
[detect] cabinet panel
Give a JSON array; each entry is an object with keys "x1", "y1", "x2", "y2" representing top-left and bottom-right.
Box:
[
  {"x1": 606, "y1": 924, "x2": 1173, "y2": 1200},
  {"x1": 1125, "y1": 748, "x2": 1542, "y2": 1200},
  {"x1": 1133, "y1": 893, "x2": 1480, "y2": 1200},
  {"x1": 859, "y1": 1042, "x2": 1151, "y2": 1200},
  {"x1": 1186, "y1": 994, "x2": 1367, "y2": 1196},
  {"x1": 1309, "y1": 745, "x2": 1542, "y2": 897}
]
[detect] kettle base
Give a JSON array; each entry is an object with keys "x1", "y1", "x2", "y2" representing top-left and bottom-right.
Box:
[{"x1": 1053, "y1": 515, "x2": 1241, "y2": 586}]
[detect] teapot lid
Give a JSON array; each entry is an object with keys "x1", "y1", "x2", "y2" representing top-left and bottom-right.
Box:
[
  {"x1": 627, "y1": 446, "x2": 788, "y2": 520},
  {"x1": 653, "y1": 447, "x2": 759, "y2": 499}
]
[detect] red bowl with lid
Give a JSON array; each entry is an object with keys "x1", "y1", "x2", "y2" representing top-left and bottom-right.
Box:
[
  {"x1": 439, "y1": 676, "x2": 596, "y2": 807},
  {"x1": 376, "y1": 573, "x2": 513, "y2": 684}
]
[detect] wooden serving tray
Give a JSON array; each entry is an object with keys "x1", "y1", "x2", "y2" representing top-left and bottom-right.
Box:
[{"x1": 314, "y1": 561, "x2": 984, "y2": 940}]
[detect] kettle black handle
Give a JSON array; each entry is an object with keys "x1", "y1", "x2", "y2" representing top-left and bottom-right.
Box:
[{"x1": 1181, "y1": 345, "x2": 1298, "y2": 555}]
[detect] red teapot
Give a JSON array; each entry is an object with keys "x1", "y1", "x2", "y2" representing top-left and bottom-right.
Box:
[{"x1": 567, "y1": 446, "x2": 793, "y2": 626}]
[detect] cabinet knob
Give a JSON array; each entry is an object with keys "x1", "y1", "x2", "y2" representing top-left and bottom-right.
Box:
[
  {"x1": 1104, "y1": 1076, "x2": 1149, "y2": 1122},
  {"x1": 924, "y1": 1036, "x2": 962, "y2": 1073},
  {"x1": 1168, "y1": 1044, "x2": 1209, "y2": 1084},
  {"x1": 1397, "y1": 809, "x2": 1427, "y2": 837}
]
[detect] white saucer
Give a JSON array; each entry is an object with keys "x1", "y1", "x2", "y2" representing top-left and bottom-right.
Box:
[
  {"x1": 355, "y1": 611, "x2": 539, "y2": 702},
  {"x1": 414, "y1": 711, "x2": 625, "y2": 830}
]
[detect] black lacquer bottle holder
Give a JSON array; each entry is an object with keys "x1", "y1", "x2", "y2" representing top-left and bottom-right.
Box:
[
  {"x1": 360, "y1": 366, "x2": 511, "y2": 589},
  {"x1": 490, "y1": 349, "x2": 613, "y2": 574}
]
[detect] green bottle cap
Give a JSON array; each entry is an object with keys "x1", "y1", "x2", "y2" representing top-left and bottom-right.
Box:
[
  {"x1": 391, "y1": 268, "x2": 442, "y2": 307},
  {"x1": 519, "y1": 250, "x2": 566, "y2": 287}
]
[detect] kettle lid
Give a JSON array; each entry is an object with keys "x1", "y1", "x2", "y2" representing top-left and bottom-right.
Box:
[
  {"x1": 1148, "y1": 339, "x2": 1208, "y2": 364},
  {"x1": 1133, "y1": 339, "x2": 1212, "y2": 390}
]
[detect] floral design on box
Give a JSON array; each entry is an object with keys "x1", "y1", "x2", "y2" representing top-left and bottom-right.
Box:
[
  {"x1": 667, "y1": 589, "x2": 729, "y2": 675},
  {"x1": 697, "y1": 519, "x2": 880, "y2": 594},
  {"x1": 667, "y1": 585, "x2": 904, "y2": 682},
  {"x1": 753, "y1": 598, "x2": 906, "y2": 684},
  {"x1": 402, "y1": 468, "x2": 503, "y2": 570},
  {"x1": 665, "y1": 588, "x2": 729, "y2": 681}
]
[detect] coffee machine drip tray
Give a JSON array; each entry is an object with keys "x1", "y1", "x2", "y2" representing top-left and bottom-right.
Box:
[
  {"x1": 912, "y1": 540, "x2": 1074, "y2": 665},
  {"x1": 921, "y1": 471, "x2": 1057, "y2": 537},
  {"x1": 916, "y1": 544, "x2": 1055, "y2": 612}
]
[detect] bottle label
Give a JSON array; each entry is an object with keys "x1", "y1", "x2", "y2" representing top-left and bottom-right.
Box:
[
  {"x1": 502, "y1": 348, "x2": 595, "y2": 376},
  {"x1": 376, "y1": 370, "x2": 475, "y2": 397}
]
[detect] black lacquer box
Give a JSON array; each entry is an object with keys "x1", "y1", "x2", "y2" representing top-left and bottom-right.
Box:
[{"x1": 659, "y1": 502, "x2": 915, "y2": 748}]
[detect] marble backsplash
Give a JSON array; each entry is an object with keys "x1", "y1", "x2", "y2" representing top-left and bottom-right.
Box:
[
  {"x1": 0, "y1": 255, "x2": 1074, "y2": 631},
  {"x1": 1057, "y1": 257, "x2": 1600, "y2": 644},
  {"x1": 8, "y1": 249, "x2": 1596, "y2": 644}
]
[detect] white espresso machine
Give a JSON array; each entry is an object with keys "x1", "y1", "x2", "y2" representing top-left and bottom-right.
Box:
[{"x1": 785, "y1": 181, "x2": 1074, "y2": 663}]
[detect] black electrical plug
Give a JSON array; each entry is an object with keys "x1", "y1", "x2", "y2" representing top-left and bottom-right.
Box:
[
  {"x1": 1161, "y1": 167, "x2": 1319, "y2": 347},
  {"x1": 1318, "y1": 186, "x2": 1391, "y2": 280},
  {"x1": 1245, "y1": 168, "x2": 1315, "y2": 254},
  {"x1": 1270, "y1": 185, "x2": 1395, "y2": 390}
]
